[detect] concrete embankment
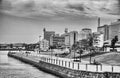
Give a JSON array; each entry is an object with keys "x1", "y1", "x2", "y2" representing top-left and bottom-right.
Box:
[{"x1": 8, "y1": 52, "x2": 120, "y2": 78}]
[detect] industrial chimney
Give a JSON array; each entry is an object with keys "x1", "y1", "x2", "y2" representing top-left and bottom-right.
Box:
[{"x1": 98, "y1": 17, "x2": 100, "y2": 27}]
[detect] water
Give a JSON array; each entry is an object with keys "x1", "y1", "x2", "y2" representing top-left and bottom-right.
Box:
[{"x1": 0, "y1": 51, "x2": 59, "y2": 78}]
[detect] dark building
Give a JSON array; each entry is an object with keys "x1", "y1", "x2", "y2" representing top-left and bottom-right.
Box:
[
  {"x1": 43, "y1": 28, "x2": 55, "y2": 44},
  {"x1": 50, "y1": 35, "x2": 65, "y2": 47}
]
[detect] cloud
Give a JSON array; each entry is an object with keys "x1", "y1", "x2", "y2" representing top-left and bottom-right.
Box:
[{"x1": 0, "y1": 0, "x2": 120, "y2": 18}]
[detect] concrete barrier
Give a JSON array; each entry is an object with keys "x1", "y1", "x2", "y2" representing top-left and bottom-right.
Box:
[{"x1": 8, "y1": 52, "x2": 120, "y2": 78}]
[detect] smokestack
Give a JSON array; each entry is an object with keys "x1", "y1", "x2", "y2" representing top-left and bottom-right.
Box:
[{"x1": 98, "y1": 17, "x2": 100, "y2": 27}]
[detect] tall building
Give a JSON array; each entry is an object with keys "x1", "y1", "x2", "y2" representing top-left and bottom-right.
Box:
[
  {"x1": 61, "y1": 29, "x2": 78, "y2": 47},
  {"x1": 78, "y1": 28, "x2": 92, "y2": 40},
  {"x1": 64, "y1": 34, "x2": 70, "y2": 47},
  {"x1": 97, "y1": 25, "x2": 109, "y2": 41},
  {"x1": 69, "y1": 31, "x2": 78, "y2": 46},
  {"x1": 61, "y1": 28, "x2": 70, "y2": 47},
  {"x1": 43, "y1": 28, "x2": 55, "y2": 44},
  {"x1": 109, "y1": 20, "x2": 120, "y2": 40},
  {"x1": 98, "y1": 19, "x2": 120, "y2": 41}
]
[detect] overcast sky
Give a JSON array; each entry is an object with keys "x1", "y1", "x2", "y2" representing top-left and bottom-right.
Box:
[{"x1": 0, "y1": 0, "x2": 120, "y2": 43}]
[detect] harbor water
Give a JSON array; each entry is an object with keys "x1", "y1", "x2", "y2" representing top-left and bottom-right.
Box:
[{"x1": 0, "y1": 51, "x2": 59, "y2": 78}]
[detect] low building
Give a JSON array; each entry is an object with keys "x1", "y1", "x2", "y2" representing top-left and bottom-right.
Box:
[
  {"x1": 40, "y1": 39, "x2": 49, "y2": 51},
  {"x1": 12, "y1": 43, "x2": 25, "y2": 49},
  {"x1": 0, "y1": 44, "x2": 9, "y2": 49},
  {"x1": 50, "y1": 35, "x2": 65, "y2": 48},
  {"x1": 93, "y1": 32, "x2": 104, "y2": 48},
  {"x1": 78, "y1": 28, "x2": 92, "y2": 40}
]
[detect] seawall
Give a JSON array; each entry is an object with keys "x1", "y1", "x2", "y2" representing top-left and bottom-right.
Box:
[{"x1": 8, "y1": 52, "x2": 120, "y2": 78}]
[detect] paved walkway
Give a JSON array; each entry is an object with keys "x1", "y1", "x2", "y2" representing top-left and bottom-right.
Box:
[{"x1": 13, "y1": 51, "x2": 120, "y2": 73}]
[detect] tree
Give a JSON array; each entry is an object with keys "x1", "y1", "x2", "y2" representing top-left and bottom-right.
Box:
[
  {"x1": 80, "y1": 39, "x2": 89, "y2": 50},
  {"x1": 72, "y1": 42, "x2": 84, "y2": 62},
  {"x1": 71, "y1": 42, "x2": 79, "y2": 60},
  {"x1": 10, "y1": 44, "x2": 13, "y2": 49},
  {"x1": 111, "y1": 36, "x2": 118, "y2": 51},
  {"x1": 88, "y1": 34, "x2": 94, "y2": 64}
]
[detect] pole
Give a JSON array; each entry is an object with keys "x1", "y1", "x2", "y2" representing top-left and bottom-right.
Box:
[
  {"x1": 80, "y1": 51, "x2": 81, "y2": 62},
  {"x1": 90, "y1": 52, "x2": 91, "y2": 64},
  {"x1": 39, "y1": 36, "x2": 41, "y2": 53},
  {"x1": 79, "y1": 49, "x2": 81, "y2": 62},
  {"x1": 89, "y1": 47, "x2": 91, "y2": 64}
]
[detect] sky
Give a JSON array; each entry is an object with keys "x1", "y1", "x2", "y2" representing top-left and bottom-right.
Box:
[{"x1": 0, "y1": 0, "x2": 120, "y2": 43}]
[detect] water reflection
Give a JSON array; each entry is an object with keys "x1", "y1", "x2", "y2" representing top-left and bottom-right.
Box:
[{"x1": 0, "y1": 51, "x2": 59, "y2": 78}]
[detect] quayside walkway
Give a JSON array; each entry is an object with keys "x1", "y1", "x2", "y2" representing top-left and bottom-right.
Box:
[
  {"x1": 10, "y1": 51, "x2": 120, "y2": 73},
  {"x1": 8, "y1": 51, "x2": 120, "y2": 78}
]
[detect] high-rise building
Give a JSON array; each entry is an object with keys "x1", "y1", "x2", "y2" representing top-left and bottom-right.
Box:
[
  {"x1": 61, "y1": 28, "x2": 70, "y2": 47},
  {"x1": 43, "y1": 28, "x2": 55, "y2": 44},
  {"x1": 78, "y1": 28, "x2": 92, "y2": 40},
  {"x1": 98, "y1": 19, "x2": 120, "y2": 41},
  {"x1": 69, "y1": 31, "x2": 78, "y2": 46},
  {"x1": 109, "y1": 20, "x2": 120, "y2": 40},
  {"x1": 61, "y1": 29, "x2": 78, "y2": 47},
  {"x1": 97, "y1": 25, "x2": 109, "y2": 41}
]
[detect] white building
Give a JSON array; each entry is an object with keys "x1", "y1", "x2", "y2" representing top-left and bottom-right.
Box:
[
  {"x1": 104, "y1": 40, "x2": 120, "y2": 52},
  {"x1": 93, "y1": 32, "x2": 104, "y2": 47},
  {"x1": 109, "y1": 20, "x2": 120, "y2": 40},
  {"x1": 40, "y1": 39, "x2": 49, "y2": 51},
  {"x1": 61, "y1": 29, "x2": 78, "y2": 47},
  {"x1": 64, "y1": 34, "x2": 70, "y2": 46},
  {"x1": 78, "y1": 28, "x2": 92, "y2": 40},
  {"x1": 69, "y1": 31, "x2": 78, "y2": 46}
]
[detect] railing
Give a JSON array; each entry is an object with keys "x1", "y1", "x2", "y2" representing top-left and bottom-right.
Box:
[{"x1": 29, "y1": 53, "x2": 120, "y2": 73}]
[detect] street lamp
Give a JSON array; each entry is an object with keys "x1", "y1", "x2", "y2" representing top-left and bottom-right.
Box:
[
  {"x1": 39, "y1": 36, "x2": 41, "y2": 53},
  {"x1": 79, "y1": 47, "x2": 83, "y2": 62}
]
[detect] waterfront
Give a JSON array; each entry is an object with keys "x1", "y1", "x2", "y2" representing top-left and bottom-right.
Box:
[{"x1": 0, "y1": 51, "x2": 59, "y2": 78}]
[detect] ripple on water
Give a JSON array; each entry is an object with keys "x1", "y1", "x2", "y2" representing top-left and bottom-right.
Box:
[{"x1": 0, "y1": 51, "x2": 59, "y2": 78}]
